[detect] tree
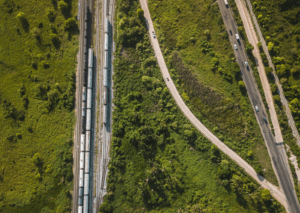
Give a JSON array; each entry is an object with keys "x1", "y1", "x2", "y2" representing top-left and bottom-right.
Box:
[
  {"x1": 265, "y1": 67, "x2": 273, "y2": 76},
  {"x1": 271, "y1": 84, "x2": 278, "y2": 93},
  {"x1": 182, "y1": 93, "x2": 189, "y2": 102},
  {"x1": 58, "y1": 1, "x2": 68, "y2": 12},
  {"x1": 276, "y1": 64, "x2": 288, "y2": 77},
  {"x1": 273, "y1": 95, "x2": 281, "y2": 104},
  {"x1": 267, "y1": 42, "x2": 274, "y2": 51},
  {"x1": 64, "y1": 18, "x2": 76, "y2": 30},
  {"x1": 238, "y1": 80, "x2": 245, "y2": 89},
  {"x1": 50, "y1": 33, "x2": 59, "y2": 45},
  {"x1": 257, "y1": 41, "x2": 263, "y2": 52},
  {"x1": 137, "y1": 8, "x2": 144, "y2": 20},
  {"x1": 289, "y1": 98, "x2": 300, "y2": 115},
  {"x1": 291, "y1": 66, "x2": 300, "y2": 75},
  {"x1": 246, "y1": 43, "x2": 254, "y2": 55},
  {"x1": 46, "y1": 7, "x2": 56, "y2": 22},
  {"x1": 261, "y1": 189, "x2": 271, "y2": 202}
]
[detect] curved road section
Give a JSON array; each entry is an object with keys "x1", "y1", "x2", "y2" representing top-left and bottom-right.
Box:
[{"x1": 139, "y1": 0, "x2": 288, "y2": 209}]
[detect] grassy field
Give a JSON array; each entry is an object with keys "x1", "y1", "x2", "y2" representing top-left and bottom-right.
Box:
[
  {"x1": 147, "y1": 0, "x2": 277, "y2": 184},
  {"x1": 0, "y1": 0, "x2": 78, "y2": 212},
  {"x1": 99, "y1": 0, "x2": 284, "y2": 212}
]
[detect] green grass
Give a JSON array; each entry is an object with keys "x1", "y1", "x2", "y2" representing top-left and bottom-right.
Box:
[
  {"x1": 147, "y1": 0, "x2": 277, "y2": 184},
  {"x1": 0, "y1": 0, "x2": 78, "y2": 212},
  {"x1": 99, "y1": 0, "x2": 284, "y2": 212}
]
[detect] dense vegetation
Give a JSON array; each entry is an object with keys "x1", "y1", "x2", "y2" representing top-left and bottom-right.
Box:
[
  {"x1": 0, "y1": 0, "x2": 78, "y2": 212},
  {"x1": 147, "y1": 0, "x2": 277, "y2": 183},
  {"x1": 99, "y1": 0, "x2": 284, "y2": 212}
]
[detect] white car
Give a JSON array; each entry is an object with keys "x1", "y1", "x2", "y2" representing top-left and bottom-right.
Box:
[
  {"x1": 234, "y1": 45, "x2": 237, "y2": 50},
  {"x1": 255, "y1": 106, "x2": 259, "y2": 112},
  {"x1": 245, "y1": 62, "x2": 249, "y2": 67}
]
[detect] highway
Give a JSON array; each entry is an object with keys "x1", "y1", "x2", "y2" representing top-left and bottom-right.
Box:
[
  {"x1": 139, "y1": 0, "x2": 288, "y2": 209},
  {"x1": 218, "y1": 0, "x2": 300, "y2": 212},
  {"x1": 244, "y1": 0, "x2": 300, "y2": 147}
]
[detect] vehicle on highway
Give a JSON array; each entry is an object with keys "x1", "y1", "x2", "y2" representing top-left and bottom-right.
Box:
[
  {"x1": 235, "y1": 33, "x2": 240, "y2": 40},
  {"x1": 255, "y1": 106, "x2": 259, "y2": 112},
  {"x1": 245, "y1": 62, "x2": 249, "y2": 68},
  {"x1": 234, "y1": 45, "x2": 237, "y2": 50},
  {"x1": 152, "y1": 31, "x2": 156, "y2": 39},
  {"x1": 166, "y1": 77, "x2": 169, "y2": 81},
  {"x1": 263, "y1": 117, "x2": 267, "y2": 123}
]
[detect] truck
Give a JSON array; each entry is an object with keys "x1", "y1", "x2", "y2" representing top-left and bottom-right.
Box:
[{"x1": 235, "y1": 34, "x2": 239, "y2": 40}]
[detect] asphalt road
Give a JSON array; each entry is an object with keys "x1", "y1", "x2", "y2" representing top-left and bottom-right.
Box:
[
  {"x1": 139, "y1": 0, "x2": 287, "y2": 208},
  {"x1": 244, "y1": 0, "x2": 300, "y2": 147},
  {"x1": 218, "y1": 1, "x2": 300, "y2": 212}
]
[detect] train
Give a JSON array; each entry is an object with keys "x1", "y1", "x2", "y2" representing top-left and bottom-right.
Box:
[
  {"x1": 78, "y1": 4, "x2": 92, "y2": 213},
  {"x1": 78, "y1": 48, "x2": 93, "y2": 213},
  {"x1": 78, "y1": 1, "x2": 111, "y2": 212}
]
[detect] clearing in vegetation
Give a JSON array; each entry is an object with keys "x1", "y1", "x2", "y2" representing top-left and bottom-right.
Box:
[
  {"x1": 0, "y1": 0, "x2": 78, "y2": 212},
  {"x1": 99, "y1": 0, "x2": 284, "y2": 212}
]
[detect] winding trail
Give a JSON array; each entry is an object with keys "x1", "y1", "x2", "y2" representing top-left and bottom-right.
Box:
[{"x1": 139, "y1": 0, "x2": 287, "y2": 209}]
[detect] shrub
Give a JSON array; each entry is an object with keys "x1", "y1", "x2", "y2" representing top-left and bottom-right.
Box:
[
  {"x1": 31, "y1": 27, "x2": 41, "y2": 39},
  {"x1": 32, "y1": 153, "x2": 42, "y2": 166},
  {"x1": 16, "y1": 12, "x2": 26, "y2": 23}
]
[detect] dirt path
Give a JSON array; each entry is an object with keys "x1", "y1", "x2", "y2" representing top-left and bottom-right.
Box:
[{"x1": 139, "y1": 0, "x2": 287, "y2": 209}]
